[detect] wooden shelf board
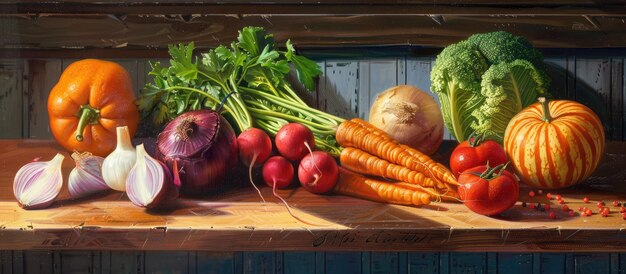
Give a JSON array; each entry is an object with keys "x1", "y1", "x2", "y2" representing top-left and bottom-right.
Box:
[{"x1": 1, "y1": 140, "x2": 626, "y2": 251}]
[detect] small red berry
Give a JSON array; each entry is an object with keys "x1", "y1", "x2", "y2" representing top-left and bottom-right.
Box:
[
  {"x1": 622, "y1": 212, "x2": 626, "y2": 220},
  {"x1": 569, "y1": 210, "x2": 575, "y2": 217},
  {"x1": 530, "y1": 203, "x2": 536, "y2": 209},
  {"x1": 597, "y1": 201, "x2": 605, "y2": 208},
  {"x1": 621, "y1": 207, "x2": 626, "y2": 213},
  {"x1": 603, "y1": 207, "x2": 610, "y2": 214},
  {"x1": 546, "y1": 193, "x2": 553, "y2": 200},
  {"x1": 529, "y1": 191, "x2": 535, "y2": 197},
  {"x1": 562, "y1": 205, "x2": 569, "y2": 211},
  {"x1": 578, "y1": 207, "x2": 585, "y2": 212},
  {"x1": 583, "y1": 197, "x2": 590, "y2": 203},
  {"x1": 549, "y1": 212, "x2": 556, "y2": 219},
  {"x1": 556, "y1": 195, "x2": 562, "y2": 200},
  {"x1": 613, "y1": 201, "x2": 620, "y2": 207},
  {"x1": 558, "y1": 199, "x2": 565, "y2": 204},
  {"x1": 585, "y1": 209, "x2": 593, "y2": 216},
  {"x1": 602, "y1": 211, "x2": 609, "y2": 217}
]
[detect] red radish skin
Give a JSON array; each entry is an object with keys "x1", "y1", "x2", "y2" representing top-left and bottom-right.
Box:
[
  {"x1": 238, "y1": 128, "x2": 272, "y2": 166},
  {"x1": 237, "y1": 128, "x2": 273, "y2": 202},
  {"x1": 262, "y1": 156, "x2": 294, "y2": 189},
  {"x1": 298, "y1": 151, "x2": 339, "y2": 194},
  {"x1": 275, "y1": 123, "x2": 315, "y2": 161},
  {"x1": 262, "y1": 155, "x2": 323, "y2": 226}
]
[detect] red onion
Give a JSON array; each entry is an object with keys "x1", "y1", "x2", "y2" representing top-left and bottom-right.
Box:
[{"x1": 156, "y1": 110, "x2": 239, "y2": 196}]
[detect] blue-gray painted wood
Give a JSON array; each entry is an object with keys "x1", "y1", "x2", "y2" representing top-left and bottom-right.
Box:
[
  {"x1": 538, "y1": 253, "x2": 565, "y2": 274},
  {"x1": 283, "y1": 252, "x2": 315, "y2": 274},
  {"x1": 23, "y1": 251, "x2": 53, "y2": 274},
  {"x1": 408, "y1": 252, "x2": 439, "y2": 274},
  {"x1": 358, "y1": 59, "x2": 399, "y2": 120},
  {"x1": 318, "y1": 61, "x2": 359, "y2": 118},
  {"x1": 5, "y1": 251, "x2": 626, "y2": 274},
  {"x1": 449, "y1": 252, "x2": 487, "y2": 274},
  {"x1": 196, "y1": 252, "x2": 236, "y2": 274},
  {"x1": 144, "y1": 251, "x2": 190, "y2": 274},
  {"x1": 574, "y1": 253, "x2": 610, "y2": 274},
  {"x1": 243, "y1": 252, "x2": 276, "y2": 274},
  {"x1": 497, "y1": 253, "x2": 533, "y2": 274},
  {"x1": 370, "y1": 252, "x2": 398, "y2": 274},
  {"x1": 325, "y1": 252, "x2": 361, "y2": 274},
  {"x1": 59, "y1": 251, "x2": 95, "y2": 274}
]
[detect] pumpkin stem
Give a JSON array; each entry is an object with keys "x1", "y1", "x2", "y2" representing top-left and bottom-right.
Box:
[
  {"x1": 75, "y1": 105, "x2": 100, "y2": 142},
  {"x1": 538, "y1": 97, "x2": 552, "y2": 123}
]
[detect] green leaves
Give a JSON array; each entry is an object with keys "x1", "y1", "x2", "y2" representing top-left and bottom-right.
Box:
[
  {"x1": 286, "y1": 40, "x2": 322, "y2": 91},
  {"x1": 474, "y1": 60, "x2": 547, "y2": 142},
  {"x1": 136, "y1": 26, "x2": 341, "y2": 155},
  {"x1": 168, "y1": 43, "x2": 198, "y2": 81}
]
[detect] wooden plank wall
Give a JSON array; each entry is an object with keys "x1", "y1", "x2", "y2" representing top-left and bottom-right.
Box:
[
  {"x1": 1, "y1": 251, "x2": 625, "y2": 273},
  {"x1": 2, "y1": 55, "x2": 624, "y2": 141}
]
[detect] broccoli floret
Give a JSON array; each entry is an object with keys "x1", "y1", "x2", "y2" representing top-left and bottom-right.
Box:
[
  {"x1": 430, "y1": 31, "x2": 551, "y2": 143},
  {"x1": 430, "y1": 41, "x2": 489, "y2": 141}
]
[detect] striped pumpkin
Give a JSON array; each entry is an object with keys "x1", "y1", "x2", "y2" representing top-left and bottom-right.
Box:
[{"x1": 503, "y1": 98, "x2": 604, "y2": 189}]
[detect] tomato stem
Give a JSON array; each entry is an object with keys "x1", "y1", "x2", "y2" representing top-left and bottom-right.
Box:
[
  {"x1": 538, "y1": 97, "x2": 552, "y2": 123},
  {"x1": 75, "y1": 105, "x2": 100, "y2": 142}
]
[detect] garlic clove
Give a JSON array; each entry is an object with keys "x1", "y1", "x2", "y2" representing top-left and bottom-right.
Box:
[
  {"x1": 102, "y1": 126, "x2": 136, "y2": 191},
  {"x1": 126, "y1": 144, "x2": 178, "y2": 208},
  {"x1": 68, "y1": 152, "x2": 110, "y2": 199},
  {"x1": 13, "y1": 153, "x2": 65, "y2": 209}
]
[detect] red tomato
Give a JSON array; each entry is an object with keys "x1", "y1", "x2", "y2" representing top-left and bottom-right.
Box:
[
  {"x1": 450, "y1": 136, "x2": 507, "y2": 178},
  {"x1": 458, "y1": 164, "x2": 519, "y2": 216}
]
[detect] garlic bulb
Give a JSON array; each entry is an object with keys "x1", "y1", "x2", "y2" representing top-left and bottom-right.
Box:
[
  {"x1": 102, "y1": 126, "x2": 136, "y2": 191},
  {"x1": 126, "y1": 144, "x2": 178, "y2": 208},
  {"x1": 13, "y1": 153, "x2": 65, "y2": 209},
  {"x1": 68, "y1": 152, "x2": 110, "y2": 199}
]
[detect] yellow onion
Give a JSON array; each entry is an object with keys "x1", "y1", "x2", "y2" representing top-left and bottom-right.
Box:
[{"x1": 368, "y1": 85, "x2": 444, "y2": 155}]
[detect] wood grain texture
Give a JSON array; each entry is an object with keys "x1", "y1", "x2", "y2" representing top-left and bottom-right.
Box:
[
  {"x1": 2, "y1": 15, "x2": 626, "y2": 49},
  {"x1": 0, "y1": 61, "x2": 22, "y2": 138},
  {"x1": 0, "y1": 140, "x2": 626, "y2": 251}
]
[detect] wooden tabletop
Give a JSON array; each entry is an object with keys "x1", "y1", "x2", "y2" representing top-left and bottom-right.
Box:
[{"x1": 1, "y1": 139, "x2": 626, "y2": 252}]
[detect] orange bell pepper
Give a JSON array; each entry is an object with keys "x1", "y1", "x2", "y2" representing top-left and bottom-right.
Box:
[{"x1": 48, "y1": 59, "x2": 140, "y2": 157}]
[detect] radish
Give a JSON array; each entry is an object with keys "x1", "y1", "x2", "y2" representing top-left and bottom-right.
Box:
[
  {"x1": 298, "y1": 151, "x2": 338, "y2": 194},
  {"x1": 263, "y1": 155, "x2": 322, "y2": 226},
  {"x1": 275, "y1": 123, "x2": 315, "y2": 161},
  {"x1": 237, "y1": 128, "x2": 272, "y2": 202},
  {"x1": 262, "y1": 156, "x2": 294, "y2": 189}
]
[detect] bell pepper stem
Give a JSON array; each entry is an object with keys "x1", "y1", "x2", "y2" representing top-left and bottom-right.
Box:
[{"x1": 75, "y1": 105, "x2": 100, "y2": 142}]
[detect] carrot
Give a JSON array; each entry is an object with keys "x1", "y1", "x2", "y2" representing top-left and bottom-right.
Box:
[
  {"x1": 334, "y1": 168, "x2": 431, "y2": 206},
  {"x1": 395, "y1": 183, "x2": 460, "y2": 203},
  {"x1": 340, "y1": 147, "x2": 446, "y2": 190},
  {"x1": 336, "y1": 119, "x2": 458, "y2": 187}
]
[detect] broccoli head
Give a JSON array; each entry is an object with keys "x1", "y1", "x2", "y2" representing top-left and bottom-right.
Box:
[{"x1": 430, "y1": 31, "x2": 551, "y2": 143}]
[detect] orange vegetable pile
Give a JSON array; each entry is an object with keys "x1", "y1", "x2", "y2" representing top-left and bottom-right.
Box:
[{"x1": 332, "y1": 118, "x2": 459, "y2": 206}]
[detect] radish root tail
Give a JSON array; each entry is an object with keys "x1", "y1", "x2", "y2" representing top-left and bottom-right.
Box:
[
  {"x1": 272, "y1": 179, "x2": 329, "y2": 227},
  {"x1": 304, "y1": 142, "x2": 323, "y2": 184},
  {"x1": 249, "y1": 153, "x2": 266, "y2": 204}
]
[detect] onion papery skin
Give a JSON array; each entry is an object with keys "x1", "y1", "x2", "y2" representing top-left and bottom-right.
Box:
[
  {"x1": 13, "y1": 154, "x2": 64, "y2": 210},
  {"x1": 368, "y1": 85, "x2": 444, "y2": 155},
  {"x1": 68, "y1": 153, "x2": 110, "y2": 199},
  {"x1": 126, "y1": 147, "x2": 178, "y2": 208},
  {"x1": 156, "y1": 110, "x2": 239, "y2": 196}
]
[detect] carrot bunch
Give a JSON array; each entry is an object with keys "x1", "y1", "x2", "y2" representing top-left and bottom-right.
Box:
[{"x1": 334, "y1": 118, "x2": 459, "y2": 206}]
